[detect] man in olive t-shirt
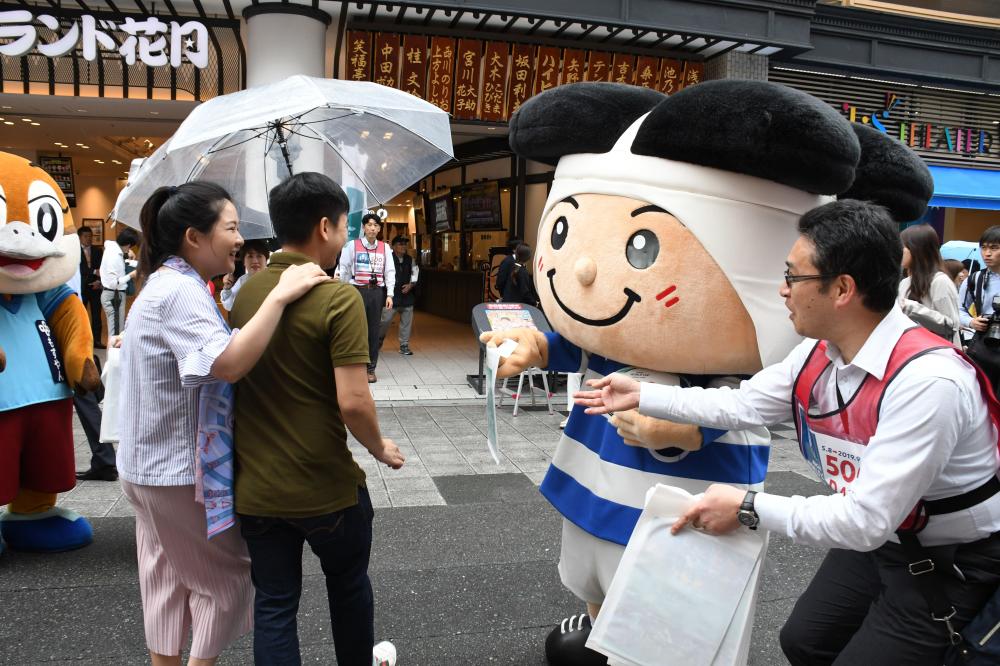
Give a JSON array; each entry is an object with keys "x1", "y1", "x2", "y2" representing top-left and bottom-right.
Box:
[{"x1": 230, "y1": 172, "x2": 405, "y2": 666}]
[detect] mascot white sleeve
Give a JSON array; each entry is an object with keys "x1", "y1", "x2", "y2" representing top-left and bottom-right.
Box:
[{"x1": 500, "y1": 80, "x2": 865, "y2": 666}]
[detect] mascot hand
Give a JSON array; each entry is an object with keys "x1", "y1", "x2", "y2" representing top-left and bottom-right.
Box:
[
  {"x1": 611, "y1": 410, "x2": 702, "y2": 451},
  {"x1": 479, "y1": 328, "x2": 548, "y2": 378},
  {"x1": 74, "y1": 357, "x2": 102, "y2": 394}
]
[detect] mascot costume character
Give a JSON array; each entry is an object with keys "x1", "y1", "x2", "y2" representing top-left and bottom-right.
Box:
[
  {"x1": 0, "y1": 151, "x2": 99, "y2": 555},
  {"x1": 481, "y1": 79, "x2": 874, "y2": 665}
]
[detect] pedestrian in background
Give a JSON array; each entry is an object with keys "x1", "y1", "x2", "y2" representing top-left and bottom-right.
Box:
[
  {"x1": 99, "y1": 228, "x2": 140, "y2": 336},
  {"x1": 221, "y1": 239, "x2": 270, "y2": 311},
  {"x1": 231, "y1": 172, "x2": 403, "y2": 666},
  {"x1": 944, "y1": 259, "x2": 969, "y2": 290},
  {"x1": 117, "y1": 181, "x2": 328, "y2": 666},
  {"x1": 501, "y1": 243, "x2": 539, "y2": 307},
  {"x1": 77, "y1": 226, "x2": 104, "y2": 347},
  {"x1": 898, "y1": 224, "x2": 961, "y2": 345},
  {"x1": 378, "y1": 235, "x2": 418, "y2": 356},
  {"x1": 338, "y1": 213, "x2": 394, "y2": 383},
  {"x1": 494, "y1": 237, "x2": 522, "y2": 299}
]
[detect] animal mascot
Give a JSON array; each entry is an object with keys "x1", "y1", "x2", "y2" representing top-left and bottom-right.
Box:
[
  {"x1": 481, "y1": 80, "x2": 865, "y2": 665},
  {"x1": 0, "y1": 152, "x2": 99, "y2": 554}
]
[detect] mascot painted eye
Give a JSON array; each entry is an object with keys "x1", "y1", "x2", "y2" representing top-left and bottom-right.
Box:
[
  {"x1": 626, "y1": 230, "x2": 658, "y2": 269},
  {"x1": 551, "y1": 216, "x2": 568, "y2": 250},
  {"x1": 27, "y1": 180, "x2": 65, "y2": 242}
]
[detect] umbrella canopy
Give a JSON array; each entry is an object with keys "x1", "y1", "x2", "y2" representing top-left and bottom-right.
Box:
[
  {"x1": 113, "y1": 76, "x2": 454, "y2": 239},
  {"x1": 940, "y1": 240, "x2": 983, "y2": 268}
]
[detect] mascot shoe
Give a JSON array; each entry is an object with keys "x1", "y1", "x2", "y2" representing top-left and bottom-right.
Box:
[
  {"x1": 545, "y1": 614, "x2": 608, "y2": 666},
  {"x1": 0, "y1": 507, "x2": 94, "y2": 552}
]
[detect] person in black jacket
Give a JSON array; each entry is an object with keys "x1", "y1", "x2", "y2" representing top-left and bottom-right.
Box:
[
  {"x1": 502, "y1": 243, "x2": 539, "y2": 307},
  {"x1": 77, "y1": 226, "x2": 105, "y2": 347},
  {"x1": 379, "y1": 235, "x2": 419, "y2": 355},
  {"x1": 494, "y1": 237, "x2": 522, "y2": 299}
]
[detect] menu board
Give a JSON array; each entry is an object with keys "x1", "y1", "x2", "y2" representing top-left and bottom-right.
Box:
[
  {"x1": 426, "y1": 191, "x2": 454, "y2": 232},
  {"x1": 461, "y1": 182, "x2": 502, "y2": 230},
  {"x1": 38, "y1": 156, "x2": 76, "y2": 207}
]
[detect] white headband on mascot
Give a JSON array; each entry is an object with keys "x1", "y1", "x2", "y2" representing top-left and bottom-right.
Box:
[{"x1": 541, "y1": 113, "x2": 834, "y2": 368}]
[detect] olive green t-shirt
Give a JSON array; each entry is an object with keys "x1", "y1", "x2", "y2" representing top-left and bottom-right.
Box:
[{"x1": 230, "y1": 251, "x2": 370, "y2": 517}]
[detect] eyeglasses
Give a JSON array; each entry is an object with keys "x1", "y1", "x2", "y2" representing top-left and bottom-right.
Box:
[{"x1": 784, "y1": 269, "x2": 836, "y2": 287}]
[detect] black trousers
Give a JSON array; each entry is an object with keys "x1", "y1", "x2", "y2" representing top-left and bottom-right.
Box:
[
  {"x1": 82, "y1": 290, "x2": 102, "y2": 343},
  {"x1": 72, "y1": 390, "x2": 116, "y2": 471},
  {"x1": 355, "y1": 285, "x2": 385, "y2": 371},
  {"x1": 780, "y1": 535, "x2": 1000, "y2": 666}
]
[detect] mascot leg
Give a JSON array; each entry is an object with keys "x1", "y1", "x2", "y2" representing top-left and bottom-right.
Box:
[{"x1": 0, "y1": 399, "x2": 93, "y2": 553}]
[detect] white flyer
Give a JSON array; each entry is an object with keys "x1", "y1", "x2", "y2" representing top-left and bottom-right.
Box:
[{"x1": 484, "y1": 338, "x2": 519, "y2": 464}]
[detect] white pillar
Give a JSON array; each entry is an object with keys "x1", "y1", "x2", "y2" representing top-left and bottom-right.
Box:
[{"x1": 243, "y1": 4, "x2": 333, "y2": 88}]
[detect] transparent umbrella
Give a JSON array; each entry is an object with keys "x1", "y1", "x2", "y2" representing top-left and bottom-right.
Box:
[{"x1": 112, "y1": 76, "x2": 454, "y2": 239}]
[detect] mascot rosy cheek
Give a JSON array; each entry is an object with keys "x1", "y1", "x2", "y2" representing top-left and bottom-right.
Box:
[
  {"x1": 0, "y1": 151, "x2": 100, "y2": 554},
  {"x1": 482, "y1": 80, "x2": 866, "y2": 666}
]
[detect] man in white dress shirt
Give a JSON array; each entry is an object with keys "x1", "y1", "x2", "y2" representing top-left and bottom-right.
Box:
[
  {"x1": 99, "y1": 228, "x2": 139, "y2": 335},
  {"x1": 577, "y1": 200, "x2": 1000, "y2": 665}
]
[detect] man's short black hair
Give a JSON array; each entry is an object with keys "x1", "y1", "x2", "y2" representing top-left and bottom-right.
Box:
[
  {"x1": 797, "y1": 199, "x2": 902, "y2": 313},
  {"x1": 981, "y1": 225, "x2": 1000, "y2": 246},
  {"x1": 78, "y1": 226, "x2": 92, "y2": 236},
  {"x1": 117, "y1": 228, "x2": 140, "y2": 247},
  {"x1": 268, "y1": 172, "x2": 349, "y2": 246},
  {"x1": 362, "y1": 213, "x2": 381, "y2": 227},
  {"x1": 391, "y1": 235, "x2": 409, "y2": 245}
]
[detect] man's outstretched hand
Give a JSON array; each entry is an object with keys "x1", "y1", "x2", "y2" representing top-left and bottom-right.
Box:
[{"x1": 573, "y1": 373, "x2": 642, "y2": 415}]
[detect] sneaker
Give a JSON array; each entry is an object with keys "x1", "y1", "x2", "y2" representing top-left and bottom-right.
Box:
[
  {"x1": 559, "y1": 417, "x2": 568, "y2": 430},
  {"x1": 368, "y1": 372, "x2": 378, "y2": 383},
  {"x1": 399, "y1": 345, "x2": 413, "y2": 356},
  {"x1": 545, "y1": 614, "x2": 607, "y2": 666},
  {"x1": 372, "y1": 640, "x2": 397, "y2": 666}
]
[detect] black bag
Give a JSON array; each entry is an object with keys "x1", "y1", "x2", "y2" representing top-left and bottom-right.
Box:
[
  {"x1": 945, "y1": 586, "x2": 1000, "y2": 665},
  {"x1": 962, "y1": 270, "x2": 1000, "y2": 392}
]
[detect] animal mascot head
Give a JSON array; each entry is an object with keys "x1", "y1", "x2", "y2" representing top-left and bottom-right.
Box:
[
  {"x1": 0, "y1": 151, "x2": 99, "y2": 554},
  {"x1": 486, "y1": 80, "x2": 913, "y2": 666}
]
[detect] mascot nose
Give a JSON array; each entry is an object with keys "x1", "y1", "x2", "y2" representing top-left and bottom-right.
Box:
[{"x1": 574, "y1": 256, "x2": 597, "y2": 286}]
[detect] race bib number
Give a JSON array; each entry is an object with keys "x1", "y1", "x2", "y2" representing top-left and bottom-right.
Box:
[{"x1": 813, "y1": 431, "x2": 864, "y2": 495}]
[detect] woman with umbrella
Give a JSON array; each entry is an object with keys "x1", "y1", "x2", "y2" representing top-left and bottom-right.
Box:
[{"x1": 116, "y1": 182, "x2": 329, "y2": 666}]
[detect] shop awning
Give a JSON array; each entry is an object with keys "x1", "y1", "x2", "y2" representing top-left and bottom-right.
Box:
[{"x1": 929, "y1": 165, "x2": 1000, "y2": 210}]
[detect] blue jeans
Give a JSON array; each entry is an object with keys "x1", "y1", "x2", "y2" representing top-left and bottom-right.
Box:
[{"x1": 239, "y1": 487, "x2": 375, "y2": 666}]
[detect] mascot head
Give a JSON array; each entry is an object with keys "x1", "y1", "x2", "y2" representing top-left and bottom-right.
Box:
[
  {"x1": 0, "y1": 151, "x2": 79, "y2": 295},
  {"x1": 509, "y1": 80, "x2": 864, "y2": 375}
]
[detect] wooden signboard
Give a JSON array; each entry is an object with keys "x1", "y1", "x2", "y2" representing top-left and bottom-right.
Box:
[
  {"x1": 658, "y1": 58, "x2": 684, "y2": 94},
  {"x1": 533, "y1": 46, "x2": 561, "y2": 95},
  {"x1": 454, "y1": 39, "x2": 483, "y2": 120},
  {"x1": 347, "y1": 31, "x2": 372, "y2": 82},
  {"x1": 400, "y1": 35, "x2": 428, "y2": 98},
  {"x1": 635, "y1": 56, "x2": 659, "y2": 90},
  {"x1": 507, "y1": 43, "x2": 534, "y2": 116},
  {"x1": 586, "y1": 51, "x2": 612, "y2": 82},
  {"x1": 611, "y1": 53, "x2": 636, "y2": 85},
  {"x1": 481, "y1": 41, "x2": 510, "y2": 122},
  {"x1": 373, "y1": 33, "x2": 400, "y2": 88},
  {"x1": 562, "y1": 48, "x2": 585, "y2": 85},
  {"x1": 680, "y1": 61, "x2": 704, "y2": 90},
  {"x1": 428, "y1": 37, "x2": 456, "y2": 113}
]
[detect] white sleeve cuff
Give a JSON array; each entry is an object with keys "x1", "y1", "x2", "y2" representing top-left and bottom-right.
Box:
[
  {"x1": 179, "y1": 328, "x2": 237, "y2": 387},
  {"x1": 638, "y1": 382, "x2": 682, "y2": 420},
  {"x1": 754, "y1": 491, "x2": 794, "y2": 536}
]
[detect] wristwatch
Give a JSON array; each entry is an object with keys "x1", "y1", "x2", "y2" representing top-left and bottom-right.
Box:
[{"x1": 737, "y1": 490, "x2": 759, "y2": 530}]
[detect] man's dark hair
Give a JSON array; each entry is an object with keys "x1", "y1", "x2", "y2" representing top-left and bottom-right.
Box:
[
  {"x1": 980, "y1": 225, "x2": 1000, "y2": 246},
  {"x1": 78, "y1": 227, "x2": 92, "y2": 236},
  {"x1": 268, "y1": 172, "x2": 349, "y2": 246},
  {"x1": 797, "y1": 199, "x2": 902, "y2": 313},
  {"x1": 117, "y1": 227, "x2": 140, "y2": 248},
  {"x1": 362, "y1": 213, "x2": 381, "y2": 227},
  {"x1": 514, "y1": 243, "x2": 532, "y2": 263}
]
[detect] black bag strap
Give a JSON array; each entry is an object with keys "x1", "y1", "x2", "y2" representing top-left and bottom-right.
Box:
[
  {"x1": 973, "y1": 270, "x2": 988, "y2": 317},
  {"x1": 896, "y1": 524, "x2": 966, "y2": 648}
]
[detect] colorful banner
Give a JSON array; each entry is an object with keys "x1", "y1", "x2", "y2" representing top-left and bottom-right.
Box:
[
  {"x1": 373, "y1": 33, "x2": 400, "y2": 88},
  {"x1": 347, "y1": 31, "x2": 372, "y2": 82},
  {"x1": 534, "y1": 46, "x2": 561, "y2": 95},
  {"x1": 400, "y1": 34, "x2": 428, "y2": 98},
  {"x1": 508, "y1": 43, "x2": 534, "y2": 116},
  {"x1": 428, "y1": 36, "x2": 456, "y2": 113},
  {"x1": 586, "y1": 51, "x2": 613, "y2": 82},
  {"x1": 481, "y1": 41, "x2": 510, "y2": 122},
  {"x1": 455, "y1": 39, "x2": 483, "y2": 120}
]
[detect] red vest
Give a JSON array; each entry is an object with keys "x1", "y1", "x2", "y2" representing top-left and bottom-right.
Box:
[
  {"x1": 352, "y1": 239, "x2": 386, "y2": 287},
  {"x1": 792, "y1": 326, "x2": 1000, "y2": 522}
]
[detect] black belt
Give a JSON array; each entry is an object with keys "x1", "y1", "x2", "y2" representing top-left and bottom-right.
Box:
[
  {"x1": 354, "y1": 283, "x2": 383, "y2": 289},
  {"x1": 925, "y1": 475, "x2": 1000, "y2": 516},
  {"x1": 103, "y1": 288, "x2": 125, "y2": 293}
]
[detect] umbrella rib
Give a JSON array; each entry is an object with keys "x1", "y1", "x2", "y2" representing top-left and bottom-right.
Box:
[
  {"x1": 300, "y1": 124, "x2": 382, "y2": 206},
  {"x1": 206, "y1": 127, "x2": 274, "y2": 154}
]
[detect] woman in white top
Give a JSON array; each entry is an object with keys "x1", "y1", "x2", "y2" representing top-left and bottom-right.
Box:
[
  {"x1": 220, "y1": 239, "x2": 270, "y2": 311},
  {"x1": 898, "y1": 223, "x2": 962, "y2": 346},
  {"x1": 117, "y1": 181, "x2": 328, "y2": 666}
]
